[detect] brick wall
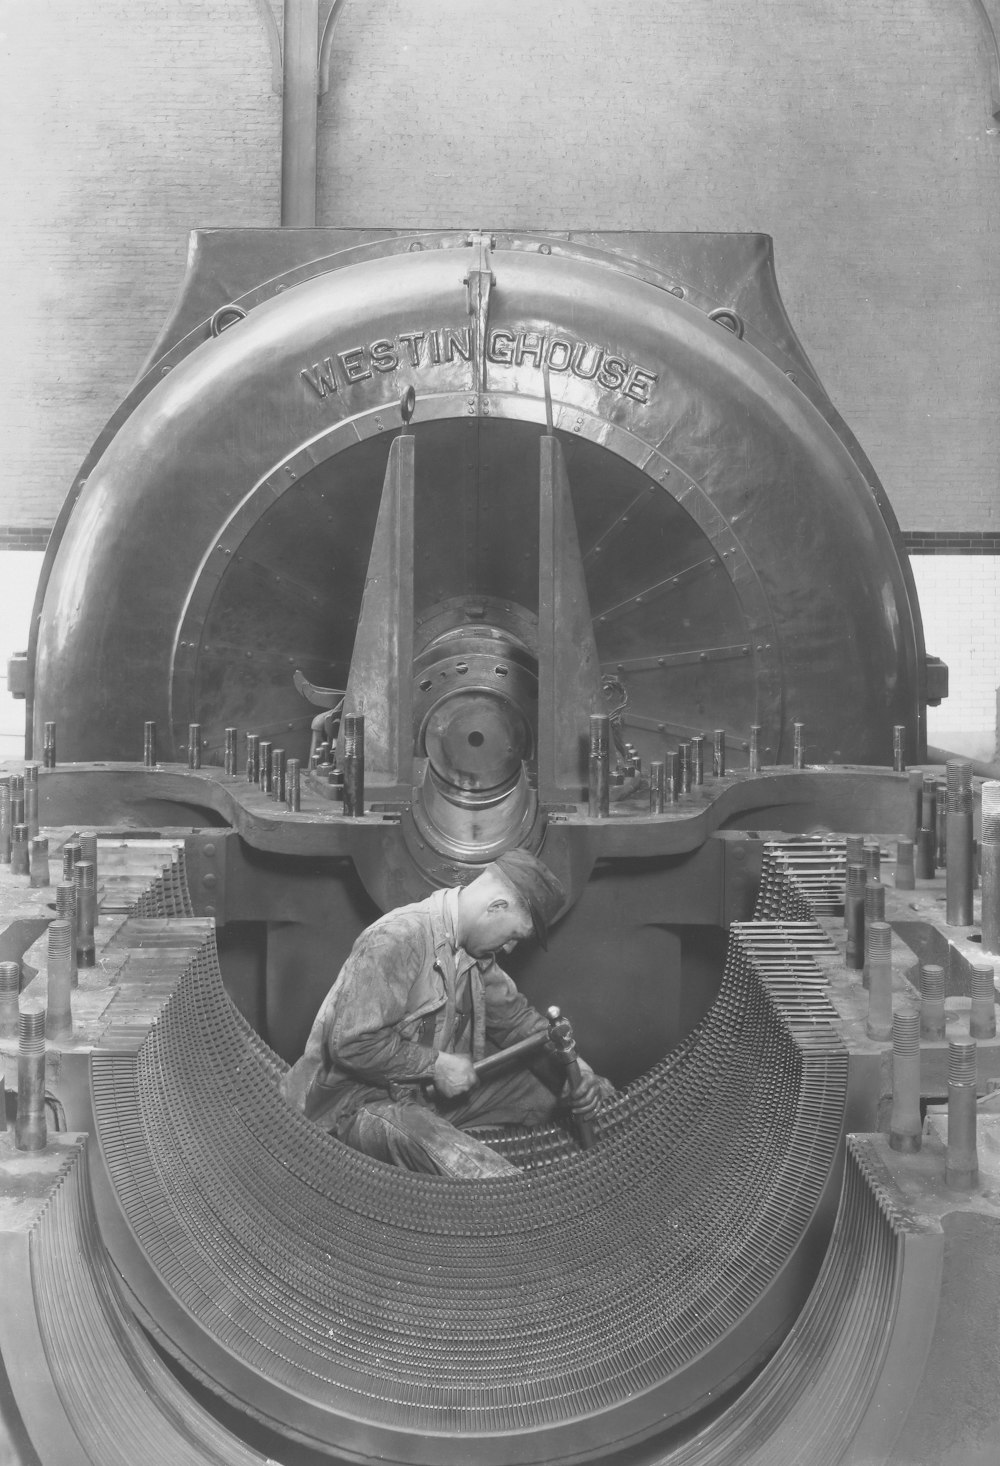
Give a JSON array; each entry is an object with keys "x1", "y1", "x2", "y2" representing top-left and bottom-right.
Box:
[
  {"x1": 320, "y1": 0, "x2": 1000, "y2": 533},
  {"x1": 912, "y1": 556, "x2": 1000, "y2": 760},
  {"x1": 0, "y1": 0, "x2": 281, "y2": 529},
  {"x1": 2, "y1": 0, "x2": 999, "y2": 535}
]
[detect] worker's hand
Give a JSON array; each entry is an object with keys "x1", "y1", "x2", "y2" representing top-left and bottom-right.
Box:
[
  {"x1": 432, "y1": 1051, "x2": 478, "y2": 1098},
  {"x1": 569, "y1": 1060, "x2": 616, "y2": 1119}
]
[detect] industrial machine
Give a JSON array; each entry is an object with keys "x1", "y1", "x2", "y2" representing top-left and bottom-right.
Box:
[{"x1": 1, "y1": 229, "x2": 996, "y2": 1466}]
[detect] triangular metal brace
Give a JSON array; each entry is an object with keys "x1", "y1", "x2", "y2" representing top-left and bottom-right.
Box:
[
  {"x1": 338, "y1": 428, "x2": 415, "y2": 795},
  {"x1": 536, "y1": 434, "x2": 605, "y2": 802}
]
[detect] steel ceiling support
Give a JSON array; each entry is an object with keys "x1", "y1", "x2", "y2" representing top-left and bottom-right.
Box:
[
  {"x1": 281, "y1": 0, "x2": 320, "y2": 225},
  {"x1": 537, "y1": 434, "x2": 605, "y2": 804}
]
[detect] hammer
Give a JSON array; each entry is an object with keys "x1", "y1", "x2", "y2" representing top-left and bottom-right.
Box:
[{"x1": 423, "y1": 1008, "x2": 599, "y2": 1148}]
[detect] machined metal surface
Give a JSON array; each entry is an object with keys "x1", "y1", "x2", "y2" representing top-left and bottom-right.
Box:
[{"x1": 30, "y1": 230, "x2": 928, "y2": 778}]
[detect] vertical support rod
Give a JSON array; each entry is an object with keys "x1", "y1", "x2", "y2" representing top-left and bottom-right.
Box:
[
  {"x1": 920, "y1": 963, "x2": 946, "y2": 1041},
  {"x1": 11, "y1": 776, "x2": 23, "y2": 827},
  {"x1": 23, "y1": 763, "x2": 39, "y2": 838},
  {"x1": 649, "y1": 760, "x2": 665, "y2": 815},
  {"x1": 970, "y1": 963, "x2": 997, "y2": 1040},
  {"x1": 713, "y1": 729, "x2": 726, "y2": 777},
  {"x1": 946, "y1": 760, "x2": 974, "y2": 926},
  {"x1": 15, "y1": 1006, "x2": 46, "y2": 1152},
  {"x1": 62, "y1": 840, "x2": 81, "y2": 883},
  {"x1": 946, "y1": 1040, "x2": 979, "y2": 1189},
  {"x1": 666, "y1": 751, "x2": 680, "y2": 804},
  {"x1": 55, "y1": 884, "x2": 78, "y2": 989},
  {"x1": 45, "y1": 920, "x2": 73, "y2": 1042},
  {"x1": 845, "y1": 862, "x2": 867, "y2": 968},
  {"x1": 73, "y1": 861, "x2": 96, "y2": 967},
  {"x1": 286, "y1": 758, "x2": 301, "y2": 812},
  {"x1": 982, "y1": 780, "x2": 1000, "y2": 955},
  {"x1": 866, "y1": 922, "x2": 893, "y2": 1039},
  {"x1": 862, "y1": 879, "x2": 885, "y2": 989},
  {"x1": 29, "y1": 837, "x2": 49, "y2": 889},
  {"x1": 893, "y1": 724, "x2": 906, "y2": 773},
  {"x1": 272, "y1": 748, "x2": 286, "y2": 804},
  {"x1": 259, "y1": 741, "x2": 273, "y2": 795},
  {"x1": 0, "y1": 961, "x2": 19, "y2": 1040},
  {"x1": 588, "y1": 715, "x2": 610, "y2": 819},
  {"x1": 342, "y1": 714, "x2": 365, "y2": 817},
  {"x1": 894, "y1": 836, "x2": 915, "y2": 891},
  {"x1": 935, "y1": 778, "x2": 948, "y2": 867},
  {"x1": 907, "y1": 768, "x2": 924, "y2": 843},
  {"x1": 281, "y1": 0, "x2": 320, "y2": 227},
  {"x1": 0, "y1": 774, "x2": 10, "y2": 863},
  {"x1": 11, "y1": 825, "x2": 29, "y2": 877},
  {"x1": 889, "y1": 1008, "x2": 922, "y2": 1152}
]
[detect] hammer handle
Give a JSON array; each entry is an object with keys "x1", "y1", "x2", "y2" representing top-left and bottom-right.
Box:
[{"x1": 472, "y1": 1029, "x2": 550, "y2": 1081}]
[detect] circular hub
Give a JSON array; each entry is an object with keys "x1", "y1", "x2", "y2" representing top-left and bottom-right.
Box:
[
  {"x1": 405, "y1": 615, "x2": 542, "y2": 867},
  {"x1": 424, "y1": 690, "x2": 531, "y2": 794}
]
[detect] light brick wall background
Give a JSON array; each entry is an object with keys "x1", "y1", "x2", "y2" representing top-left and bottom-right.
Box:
[
  {"x1": 1, "y1": 0, "x2": 998, "y2": 754},
  {"x1": 1, "y1": 0, "x2": 281, "y2": 528},
  {"x1": 912, "y1": 557, "x2": 1000, "y2": 761}
]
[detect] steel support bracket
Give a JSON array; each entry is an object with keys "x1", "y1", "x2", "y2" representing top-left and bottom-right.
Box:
[
  {"x1": 464, "y1": 232, "x2": 495, "y2": 394},
  {"x1": 183, "y1": 828, "x2": 237, "y2": 923},
  {"x1": 716, "y1": 830, "x2": 764, "y2": 926},
  {"x1": 537, "y1": 435, "x2": 605, "y2": 803},
  {"x1": 338, "y1": 422, "x2": 415, "y2": 798},
  {"x1": 6, "y1": 652, "x2": 27, "y2": 699},
  {"x1": 924, "y1": 654, "x2": 948, "y2": 707}
]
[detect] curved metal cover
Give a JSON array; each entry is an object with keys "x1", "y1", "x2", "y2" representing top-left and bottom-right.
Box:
[{"x1": 31, "y1": 231, "x2": 925, "y2": 771}]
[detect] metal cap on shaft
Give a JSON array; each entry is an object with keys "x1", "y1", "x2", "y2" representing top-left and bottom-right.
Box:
[
  {"x1": 889, "y1": 1007, "x2": 922, "y2": 1153},
  {"x1": 946, "y1": 1038, "x2": 979, "y2": 1189},
  {"x1": 970, "y1": 964, "x2": 997, "y2": 1040},
  {"x1": 866, "y1": 922, "x2": 893, "y2": 1039},
  {"x1": 15, "y1": 1005, "x2": 47, "y2": 1152},
  {"x1": 0, "y1": 961, "x2": 20, "y2": 1040},
  {"x1": 920, "y1": 964, "x2": 946, "y2": 1041},
  {"x1": 45, "y1": 920, "x2": 74, "y2": 1041}
]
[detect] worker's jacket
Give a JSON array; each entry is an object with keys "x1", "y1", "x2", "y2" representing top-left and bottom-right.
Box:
[{"x1": 280, "y1": 888, "x2": 549, "y2": 1136}]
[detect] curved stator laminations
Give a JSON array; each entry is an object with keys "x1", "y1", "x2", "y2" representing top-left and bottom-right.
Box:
[{"x1": 88, "y1": 920, "x2": 848, "y2": 1466}]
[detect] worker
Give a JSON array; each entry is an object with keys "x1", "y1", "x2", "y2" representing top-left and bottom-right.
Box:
[{"x1": 281, "y1": 849, "x2": 615, "y2": 1178}]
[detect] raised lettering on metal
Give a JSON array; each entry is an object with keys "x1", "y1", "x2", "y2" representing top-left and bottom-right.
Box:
[{"x1": 299, "y1": 325, "x2": 659, "y2": 404}]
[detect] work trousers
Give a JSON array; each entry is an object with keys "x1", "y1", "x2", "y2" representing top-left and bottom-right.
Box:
[{"x1": 342, "y1": 1067, "x2": 560, "y2": 1180}]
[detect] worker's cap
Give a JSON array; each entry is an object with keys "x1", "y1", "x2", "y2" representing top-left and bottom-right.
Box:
[{"x1": 490, "y1": 849, "x2": 566, "y2": 949}]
